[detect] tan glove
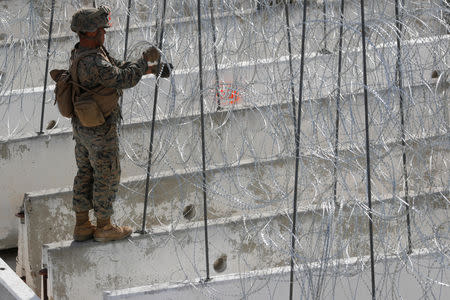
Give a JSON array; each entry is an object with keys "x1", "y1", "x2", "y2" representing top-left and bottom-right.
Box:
[
  {"x1": 142, "y1": 46, "x2": 160, "y2": 62},
  {"x1": 146, "y1": 63, "x2": 173, "y2": 78}
]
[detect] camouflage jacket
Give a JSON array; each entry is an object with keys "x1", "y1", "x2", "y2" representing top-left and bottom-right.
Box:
[{"x1": 71, "y1": 43, "x2": 148, "y2": 91}]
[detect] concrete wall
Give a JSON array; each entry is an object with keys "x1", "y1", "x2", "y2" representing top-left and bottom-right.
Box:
[
  {"x1": 1, "y1": 33, "x2": 448, "y2": 139},
  {"x1": 1, "y1": 7, "x2": 447, "y2": 250},
  {"x1": 1, "y1": 0, "x2": 446, "y2": 90},
  {"x1": 0, "y1": 0, "x2": 447, "y2": 297},
  {"x1": 0, "y1": 258, "x2": 39, "y2": 300},
  {"x1": 1, "y1": 41, "x2": 448, "y2": 249},
  {"x1": 42, "y1": 191, "x2": 448, "y2": 300},
  {"x1": 103, "y1": 250, "x2": 449, "y2": 300},
  {"x1": 21, "y1": 131, "x2": 448, "y2": 294}
]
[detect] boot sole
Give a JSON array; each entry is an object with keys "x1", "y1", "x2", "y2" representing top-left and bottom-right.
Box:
[
  {"x1": 73, "y1": 233, "x2": 94, "y2": 242},
  {"x1": 94, "y1": 231, "x2": 132, "y2": 243}
]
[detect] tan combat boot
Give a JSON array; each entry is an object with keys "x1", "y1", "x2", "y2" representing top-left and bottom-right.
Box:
[
  {"x1": 73, "y1": 211, "x2": 96, "y2": 242},
  {"x1": 94, "y1": 217, "x2": 132, "y2": 242}
]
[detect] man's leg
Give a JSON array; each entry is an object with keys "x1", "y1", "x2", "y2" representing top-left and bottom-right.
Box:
[
  {"x1": 90, "y1": 122, "x2": 131, "y2": 242},
  {"x1": 72, "y1": 137, "x2": 96, "y2": 241},
  {"x1": 73, "y1": 139, "x2": 94, "y2": 211},
  {"x1": 91, "y1": 123, "x2": 120, "y2": 219}
]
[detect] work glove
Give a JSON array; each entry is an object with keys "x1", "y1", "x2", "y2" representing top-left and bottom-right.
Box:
[
  {"x1": 158, "y1": 63, "x2": 173, "y2": 78},
  {"x1": 142, "y1": 46, "x2": 160, "y2": 62},
  {"x1": 149, "y1": 63, "x2": 173, "y2": 78}
]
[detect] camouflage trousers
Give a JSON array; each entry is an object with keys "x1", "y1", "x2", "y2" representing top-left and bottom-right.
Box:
[{"x1": 72, "y1": 110, "x2": 121, "y2": 219}]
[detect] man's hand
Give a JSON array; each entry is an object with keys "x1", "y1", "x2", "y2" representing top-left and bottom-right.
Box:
[
  {"x1": 142, "y1": 46, "x2": 160, "y2": 62},
  {"x1": 146, "y1": 63, "x2": 173, "y2": 78}
]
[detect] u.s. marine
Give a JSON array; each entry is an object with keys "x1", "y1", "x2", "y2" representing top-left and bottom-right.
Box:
[{"x1": 69, "y1": 5, "x2": 171, "y2": 242}]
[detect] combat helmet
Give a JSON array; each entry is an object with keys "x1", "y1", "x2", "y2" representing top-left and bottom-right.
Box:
[{"x1": 71, "y1": 5, "x2": 111, "y2": 33}]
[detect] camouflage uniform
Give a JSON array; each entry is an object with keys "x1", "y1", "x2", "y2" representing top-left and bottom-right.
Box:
[{"x1": 72, "y1": 43, "x2": 148, "y2": 219}]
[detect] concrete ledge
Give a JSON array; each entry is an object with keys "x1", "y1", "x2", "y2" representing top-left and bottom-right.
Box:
[
  {"x1": 2, "y1": 34, "x2": 448, "y2": 138},
  {"x1": 103, "y1": 249, "x2": 449, "y2": 300},
  {"x1": 1, "y1": 0, "x2": 447, "y2": 91},
  {"x1": 2, "y1": 77, "x2": 447, "y2": 250},
  {"x1": 20, "y1": 132, "x2": 449, "y2": 293},
  {"x1": 0, "y1": 258, "x2": 39, "y2": 300},
  {"x1": 0, "y1": 1, "x2": 255, "y2": 48},
  {"x1": 42, "y1": 190, "x2": 448, "y2": 300},
  {"x1": 17, "y1": 132, "x2": 450, "y2": 294},
  {"x1": 2, "y1": 32, "x2": 447, "y2": 250},
  {"x1": 1, "y1": 0, "x2": 446, "y2": 48}
]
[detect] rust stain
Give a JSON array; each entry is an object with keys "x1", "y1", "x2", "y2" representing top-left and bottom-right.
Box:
[
  {"x1": 18, "y1": 144, "x2": 30, "y2": 154},
  {"x1": 0, "y1": 143, "x2": 11, "y2": 160}
]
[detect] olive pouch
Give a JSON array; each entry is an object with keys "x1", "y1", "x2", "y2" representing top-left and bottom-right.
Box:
[{"x1": 74, "y1": 96, "x2": 105, "y2": 127}]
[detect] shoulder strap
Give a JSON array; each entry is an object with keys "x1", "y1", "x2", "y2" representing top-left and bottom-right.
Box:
[
  {"x1": 100, "y1": 46, "x2": 115, "y2": 65},
  {"x1": 70, "y1": 49, "x2": 101, "y2": 98},
  {"x1": 70, "y1": 80, "x2": 102, "y2": 96}
]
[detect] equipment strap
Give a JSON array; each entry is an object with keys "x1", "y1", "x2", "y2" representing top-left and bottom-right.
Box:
[{"x1": 70, "y1": 48, "x2": 102, "y2": 99}]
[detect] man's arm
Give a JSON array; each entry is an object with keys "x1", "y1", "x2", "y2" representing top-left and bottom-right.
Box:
[
  {"x1": 102, "y1": 46, "x2": 160, "y2": 70},
  {"x1": 109, "y1": 57, "x2": 129, "y2": 69},
  {"x1": 100, "y1": 47, "x2": 130, "y2": 69},
  {"x1": 77, "y1": 46, "x2": 169, "y2": 89},
  {"x1": 93, "y1": 55, "x2": 148, "y2": 89}
]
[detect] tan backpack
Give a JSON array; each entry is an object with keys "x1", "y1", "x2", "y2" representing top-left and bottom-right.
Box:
[
  {"x1": 50, "y1": 48, "x2": 120, "y2": 127},
  {"x1": 49, "y1": 68, "x2": 75, "y2": 118},
  {"x1": 49, "y1": 49, "x2": 98, "y2": 119}
]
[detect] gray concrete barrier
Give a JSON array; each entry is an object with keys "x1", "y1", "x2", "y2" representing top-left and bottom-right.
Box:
[
  {"x1": 1, "y1": 0, "x2": 446, "y2": 90},
  {"x1": 0, "y1": 257, "x2": 39, "y2": 300},
  {"x1": 42, "y1": 190, "x2": 448, "y2": 300},
  {"x1": 103, "y1": 249, "x2": 448, "y2": 300},
  {"x1": 2, "y1": 78, "x2": 447, "y2": 250},
  {"x1": 20, "y1": 134, "x2": 449, "y2": 294},
  {"x1": 1, "y1": 34, "x2": 448, "y2": 139}
]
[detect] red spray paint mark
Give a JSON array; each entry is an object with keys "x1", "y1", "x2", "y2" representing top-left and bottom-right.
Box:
[{"x1": 217, "y1": 83, "x2": 241, "y2": 106}]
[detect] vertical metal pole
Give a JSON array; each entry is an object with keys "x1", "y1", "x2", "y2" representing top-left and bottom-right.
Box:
[
  {"x1": 123, "y1": 0, "x2": 133, "y2": 62},
  {"x1": 333, "y1": 0, "x2": 345, "y2": 207},
  {"x1": 359, "y1": 0, "x2": 376, "y2": 299},
  {"x1": 141, "y1": 0, "x2": 167, "y2": 234},
  {"x1": 119, "y1": 0, "x2": 133, "y2": 109},
  {"x1": 38, "y1": 0, "x2": 56, "y2": 135},
  {"x1": 289, "y1": 1, "x2": 307, "y2": 299},
  {"x1": 284, "y1": 0, "x2": 296, "y2": 131},
  {"x1": 395, "y1": 0, "x2": 412, "y2": 254},
  {"x1": 322, "y1": 0, "x2": 327, "y2": 51},
  {"x1": 197, "y1": 0, "x2": 211, "y2": 281},
  {"x1": 209, "y1": 0, "x2": 221, "y2": 110}
]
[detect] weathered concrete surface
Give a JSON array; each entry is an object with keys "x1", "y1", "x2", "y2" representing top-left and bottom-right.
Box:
[
  {"x1": 1, "y1": 0, "x2": 446, "y2": 90},
  {"x1": 1, "y1": 34, "x2": 448, "y2": 139},
  {"x1": 20, "y1": 132, "x2": 449, "y2": 294},
  {"x1": 15, "y1": 215, "x2": 27, "y2": 280},
  {"x1": 103, "y1": 250, "x2": 449, "y2": 300},
  {"x1": 0, "y1": 257, "x2": 39, "y2": 300},
  {"x1": 43, "y1": 190, "x2": 448, "y2": 300},
  {"x1": 0, "y1": 0, "x2": 252, "y2": 46},
  {"x1": 2, "y1": 76, "x2": 448, "y2": 250},
  {"x1": 0, "y1": 0, "x2": 448, "y2": 250}
]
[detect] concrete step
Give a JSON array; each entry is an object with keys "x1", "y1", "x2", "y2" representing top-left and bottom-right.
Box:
[
  {"x1": 0, "y1": 0, "x2": 252, "y2": 42},
  {"x1": 0, "y1": 257, "x2": 39, "y2": 300},
  {"x1": 1, "y1": 0, "x2": 446, "y2": 90},
  {"x1": 1, "y1": 33, "x2": 448, "y2": 139},
  {"x1": 1, "y1": 75, "x2": 447, "y2": 250},
  {"x1": 42, "y1": 190, "x2": 448, "y2": 300},
  {"x1": 103, "y1": 249, "x2": 449, "y2": 300},
  {"x1": 0, "y1": 1, "x2": 447, "y2": 298},
  {"x1": 19, "y1": 134, "x2": 449, "y2": 294}
]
